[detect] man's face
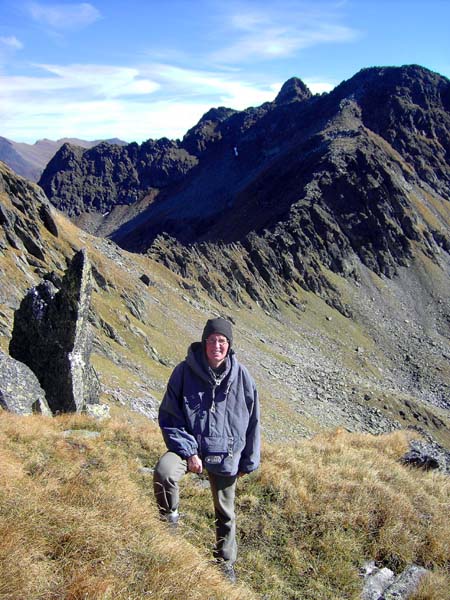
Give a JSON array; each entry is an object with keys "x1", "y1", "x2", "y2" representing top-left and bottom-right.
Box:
[{"x1": 205, "y1": 334, "x2": 229, "y2": 368}]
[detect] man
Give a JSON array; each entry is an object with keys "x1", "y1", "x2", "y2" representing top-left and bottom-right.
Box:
[{"x1": 153, "y1": 317, "x2": 260, "y2": 582}]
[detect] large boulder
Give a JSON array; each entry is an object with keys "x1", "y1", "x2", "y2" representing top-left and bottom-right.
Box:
[
  {"x1": 402, "y1": 437, "x2": 450, "y2": 474},
  {"x1": 9, "y1": 248, "x2": 99, "y2": 413},
  {"x1": 0, "y1": 348, "x2": 51, "y2": 415},
  {"x1": 382, "y1": 565, "x2": 428, "y2": 600},
  {"x1": 361, "y1": 561, "x2": 428, "y2": 600}
]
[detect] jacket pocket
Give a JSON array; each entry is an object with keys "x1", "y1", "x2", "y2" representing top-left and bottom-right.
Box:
[{"x1": 201, "y1": 435, "x2": 234, "y2": 465}]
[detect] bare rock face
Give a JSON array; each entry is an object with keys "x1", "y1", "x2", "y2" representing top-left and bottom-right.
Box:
[
  {"x1": 9, "y1": 248, "x2": 99, "y2": 413},
  {"x1": 0, "y1": 348, "x2": 51, "y2": 415},
  {"x1": 38, "y1": 139, "x2": 198, "y2": 235},
  {"x1": 382, "y1": 565, "x2": 428, "y2": 600},
  {"x1": 0, "y1": 162, "x2": 58, "y2": 261}
]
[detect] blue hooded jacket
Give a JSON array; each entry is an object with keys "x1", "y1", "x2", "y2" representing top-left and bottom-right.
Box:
[{"x1": 158, "y1": 342, "x2": 260, "y2": 476}]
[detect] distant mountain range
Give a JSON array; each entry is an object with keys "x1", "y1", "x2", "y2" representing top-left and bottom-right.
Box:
[{"x1": 0, "y1": 136, "x2": 127, "y2": 182}]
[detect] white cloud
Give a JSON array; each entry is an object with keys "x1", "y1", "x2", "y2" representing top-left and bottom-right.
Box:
[
  {"x1": 1, "y1": 63, "x2": 159, "y2": 98},
  {"x1": 0, "y1": 62, "x2": 164, "y2": 141},
  {"x1": 26, "y1": 2, "x2": 101, "y2": 30},
  {"x1": 0, "y1": 36, "x2": 24, "y2": 50},
  {"x1": 211, "y1": 2, "x2": 359, "y2": 63},
  {"x1": 304, "y1": 79, "x2": 335, "y2": 94},
  {"x1": 141, "y1": 63, "x2": 277, "y2": 109},
  {"x1": 39, "y1": 63, "x2": 160, "y2": 98}
]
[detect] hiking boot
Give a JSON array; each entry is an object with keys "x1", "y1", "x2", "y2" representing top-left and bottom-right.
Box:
[
  {"x1": 218, "y1": 561, "x2": 236, "y2": 584},
  {"x1": 161, "y1": 510, "x2": 179, "y2": 530}
]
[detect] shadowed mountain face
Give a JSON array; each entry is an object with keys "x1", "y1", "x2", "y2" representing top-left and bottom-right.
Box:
[{"x1": 39, "y1": 65, "x2": 450, "y2": 314}]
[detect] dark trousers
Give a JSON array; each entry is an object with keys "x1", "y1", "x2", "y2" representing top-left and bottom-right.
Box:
[{"x1": 153, "y1": 451, "x2": 238, "y2": 564}]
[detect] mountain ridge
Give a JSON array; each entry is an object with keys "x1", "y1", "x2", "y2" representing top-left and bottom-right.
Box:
[
  {"x1": 105, "y1": 65, "x2": 450, "y2": 316},
  {"x1": 35, "y1": 65, "x2": 450, "y2": 323},
  {"x1": 0, "y1": 136, "x2": 127, "y2": 182}
]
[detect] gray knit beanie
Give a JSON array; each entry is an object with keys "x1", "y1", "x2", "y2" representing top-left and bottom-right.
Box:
[{"x1": 201, "y1": 317, "x2": 233, "y2": 347}]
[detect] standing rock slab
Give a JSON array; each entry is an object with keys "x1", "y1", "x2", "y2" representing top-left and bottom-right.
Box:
[
  {"x1": 9, "y1": 248, "x2": 99, "y2": 413},
  {"x1": 0, "y1": 348, "x2": 51, "y2": 415}
]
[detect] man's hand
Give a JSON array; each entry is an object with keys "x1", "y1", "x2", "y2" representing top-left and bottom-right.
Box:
[{"x1": 187, "y1": 454, "x2": 203, "y2": 474}]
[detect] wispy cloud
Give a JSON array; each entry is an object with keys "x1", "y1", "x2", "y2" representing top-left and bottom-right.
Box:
[
  {"x1": 0, "y1": 61, "x2": 281, "y2": 142},
  {"x1": 26, "y1": 2, "x2": 101, "y2": 30},
  {"x1": 0, "y1": 36, "x2": 24, "y2": 50},
  {"x1": 211, "y1": 1, "x2": 359, "y2": 63},
  {"x1": 30, "y1": 63, "x2": 160, "y2": 97},
  {"x1": 0, "y1": 63, "x2": 160, "y2": 138},
  {"x1": 143, "y1": 63, "x2": 278, "y2": 108}
]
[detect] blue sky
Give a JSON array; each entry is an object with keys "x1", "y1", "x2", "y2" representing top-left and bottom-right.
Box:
[{"x1": 1, "y1": 0, "x2": 449, "y2": 144}]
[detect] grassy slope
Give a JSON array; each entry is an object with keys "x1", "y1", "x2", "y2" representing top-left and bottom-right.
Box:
[
  {"x1": 0, "y1": 412, "x2": 448, "y2": 600},
  {"x1": 1, "y1": 190, "x2": 449, "y2": 445}
]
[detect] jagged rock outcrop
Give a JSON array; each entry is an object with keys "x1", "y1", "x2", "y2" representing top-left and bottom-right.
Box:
[
  {"x1": 0, "y1": 348, "x2": 51, "y2": 415},
  {"x1": 181, "y1": 106, "x2": 238, "y2": 156},
  {"x1": 0, "y1": 161, "x2": 58, "y2": 261},
  {"x1": 332, "y1": 66, "x2": 450, "y2": 197},
  {"x1": 274, "y1": 76, "x2": 312, "y2": 104},
  {"x1": 402, "y1": 437, "x2": 450, "y2": 473},
  {"x1": 9, "y1": 249, "x2": 99, "y2": 413},
  {"x1": 381, "y1": 565, "x2": 428, "y2": 600}
]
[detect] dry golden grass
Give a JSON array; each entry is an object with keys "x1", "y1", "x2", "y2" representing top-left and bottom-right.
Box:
[
  {"x1": 0, "y1": 415, "x2": 448, "y2": 600},
  {"x1": 233, "y1": 429, "x2": 450, "y2": 599},
  {"x1": 0, "y1": 411, "x2": 254, "y2": 600}
]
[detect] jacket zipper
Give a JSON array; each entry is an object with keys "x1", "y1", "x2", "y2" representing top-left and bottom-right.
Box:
[{"x1": 211, "y1": 385, "x2": 216, "y2": 413}]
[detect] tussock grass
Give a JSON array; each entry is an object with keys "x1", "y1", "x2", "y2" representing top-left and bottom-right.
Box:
[
  {"x1": 235, "y1": 429, "x2": 449, "y2": 599},
  {"x1": 0, "y1": 415, "x2": 448, "y2": 600},
  {"x1": 0, "y1": 412, "x2": 252, "y2": 600}
]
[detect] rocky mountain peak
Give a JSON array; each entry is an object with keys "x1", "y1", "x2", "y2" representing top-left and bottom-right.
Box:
[
  {"x1": 333, "y1": 64, "x2": 450, "y2": 109},
  {"x1": 274, "y1": 76, "x2": 312, "y2": 104},
  {"x1": 181, "y1": 106, "x2": 238, "y2": 156},
  {"x1": 195, "y1": 106, "x2": 238, "y2": 126},
  {"x1": 51, "y1": 142, "x2": 85, "y2": 164}
]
